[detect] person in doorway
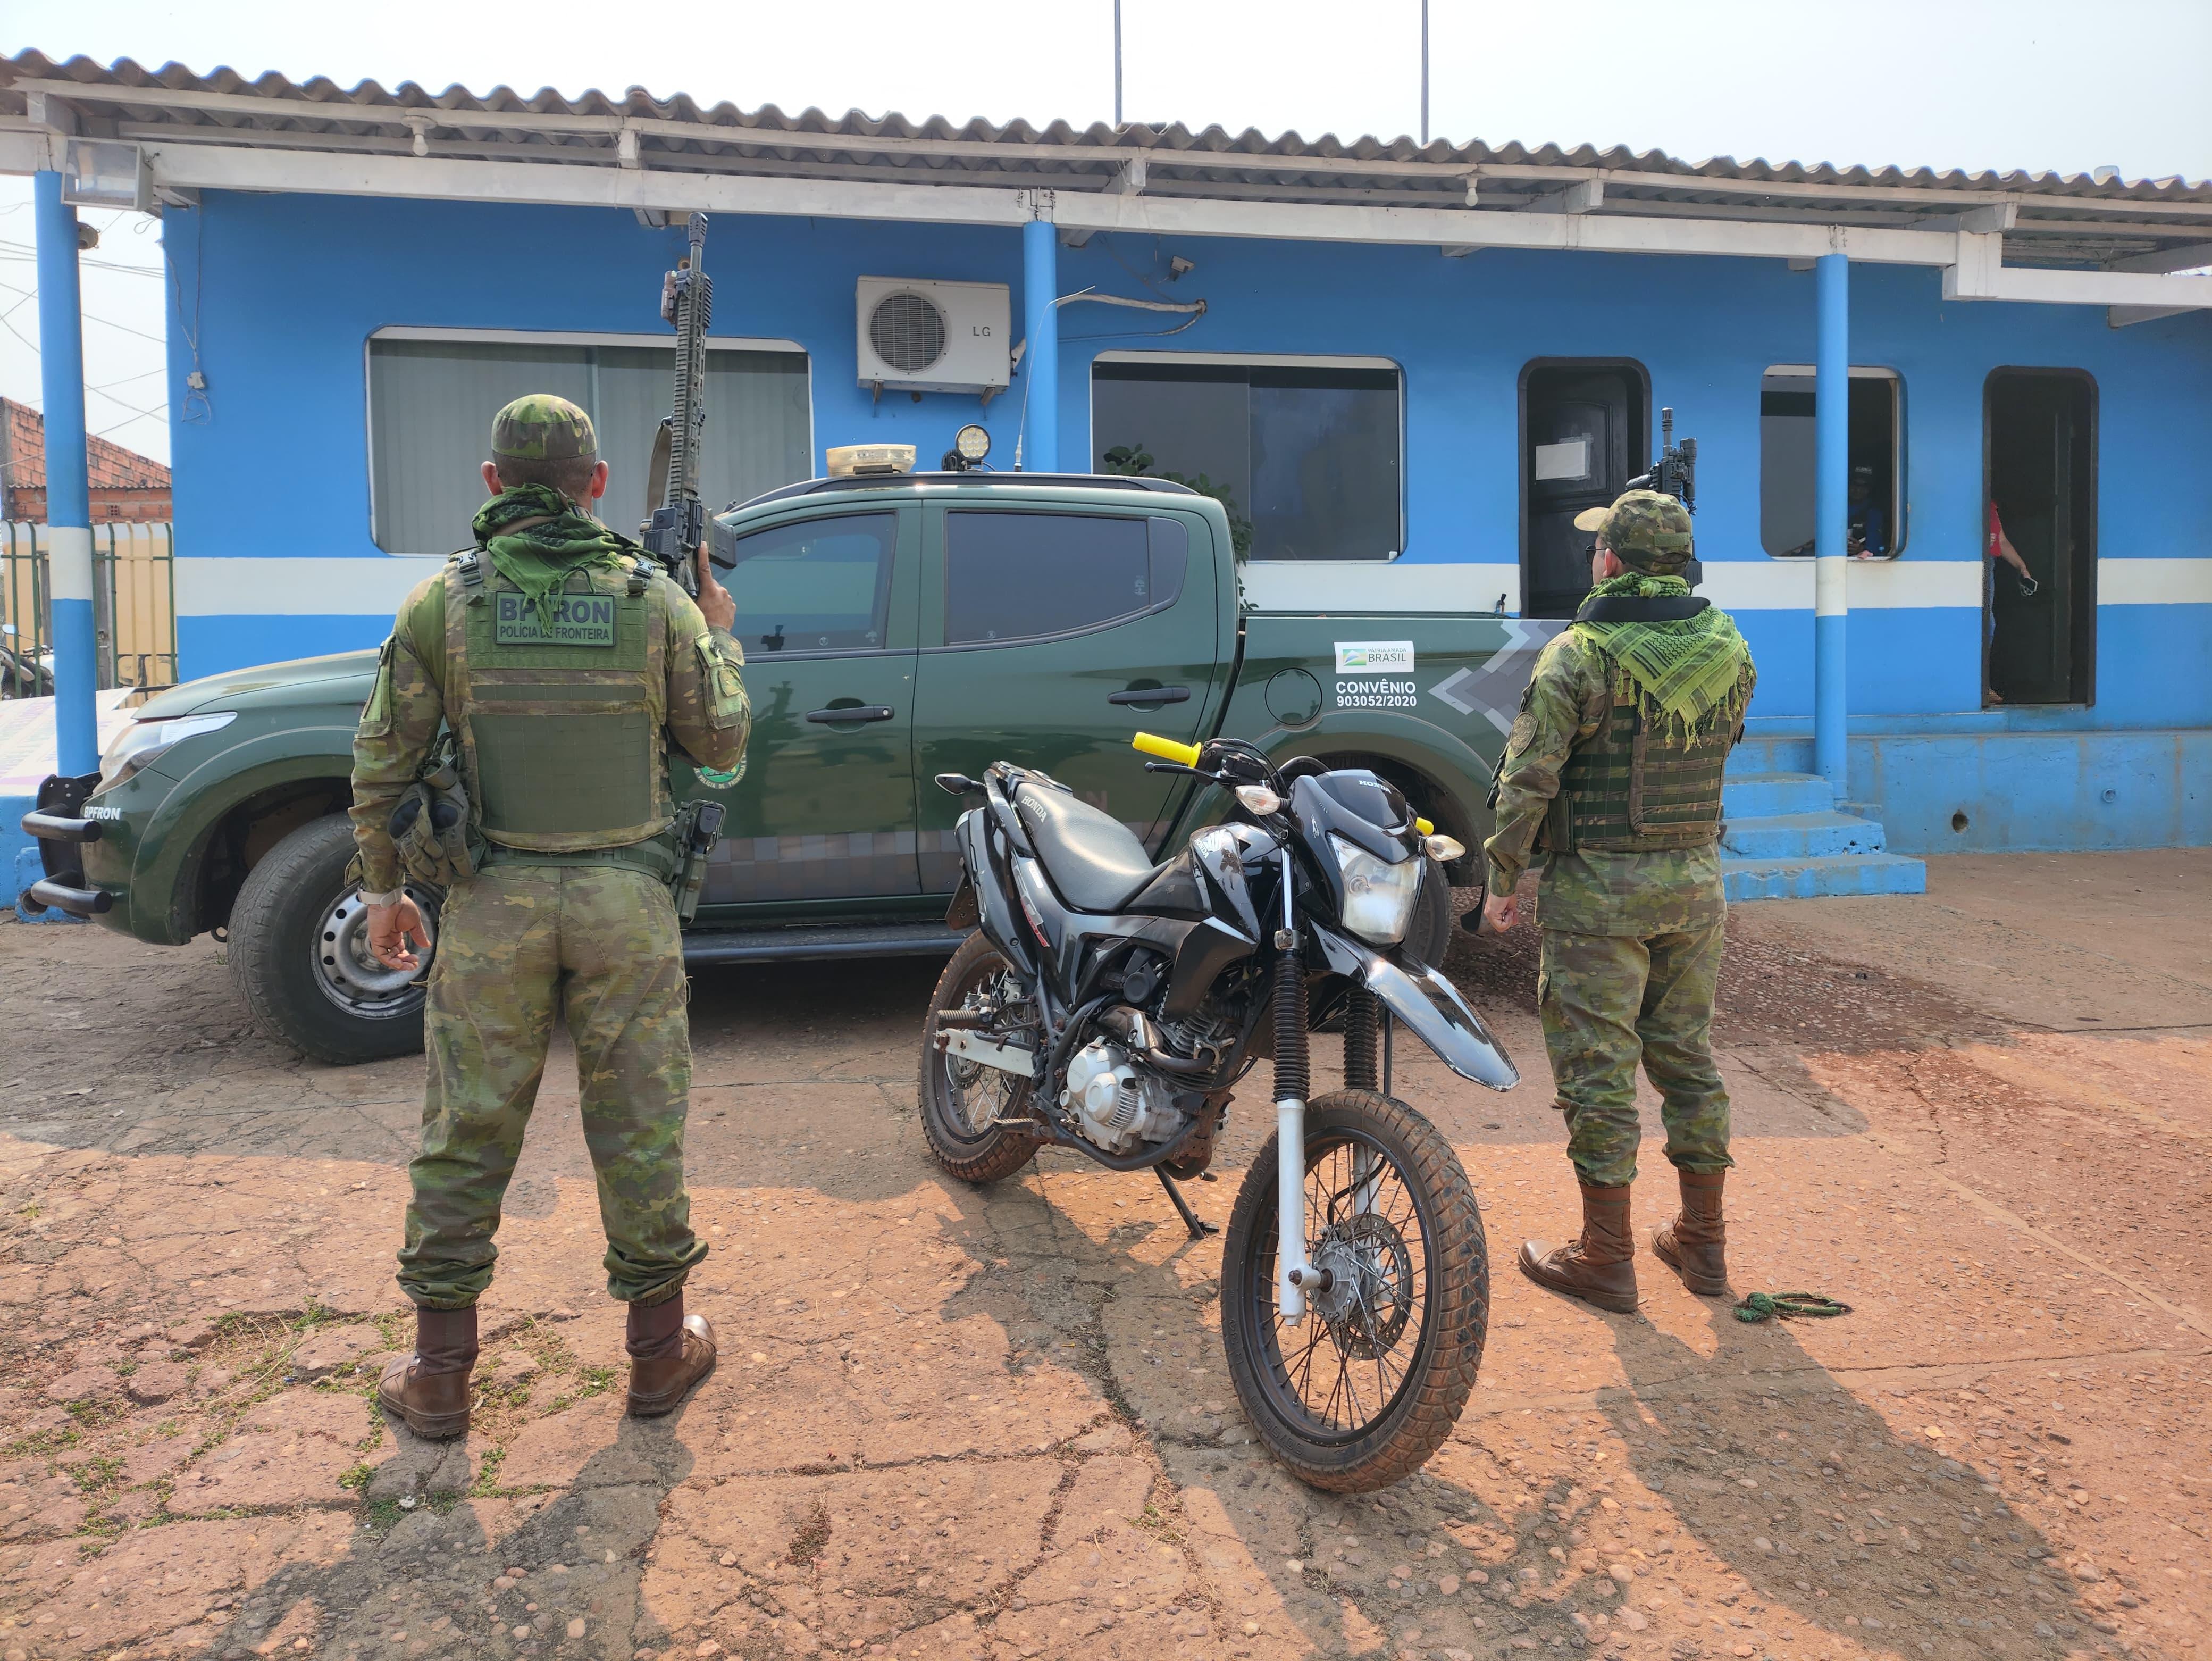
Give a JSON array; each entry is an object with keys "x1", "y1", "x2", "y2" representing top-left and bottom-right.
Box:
[
  {"x1": 350, "y1": 394, "x2": 750, "y2": 1439},
  {"x1": 1984, "y1": 502, "x2": 2039, "y2": 702},
  {"x1": 1480, "y1": 489, "x2": 1757, "y2": 1313}
]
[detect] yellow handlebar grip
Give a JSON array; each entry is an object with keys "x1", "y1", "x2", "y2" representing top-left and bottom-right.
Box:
[
  {"x1": 1414, "y1": 816, "x2": 1435, "y2": 836},
  {"x1": 1132, "y1": 731, "x2": 1203, "y2": 766}
]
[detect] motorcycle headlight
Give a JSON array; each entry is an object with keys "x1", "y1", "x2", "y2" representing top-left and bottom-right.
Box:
[
  {"x1": 1329, "y1": 833, "x2": 1421, "y2": 947},
  {"x1": 99, "y1": 711, "x2": 236, "y2": 788}
]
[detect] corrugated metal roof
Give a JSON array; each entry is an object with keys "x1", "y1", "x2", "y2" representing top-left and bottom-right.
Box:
[{"x1": 7, "y1": 50, "x2": 2209, "y2": 263}]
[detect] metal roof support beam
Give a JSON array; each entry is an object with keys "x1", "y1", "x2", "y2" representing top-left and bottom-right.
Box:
[
  {"x1": 120, "y1": 140, "x2": 2212, "y2": 311},
  {"x1": 1062, "y1": 155, "x2": 1144, "y2": 247}
]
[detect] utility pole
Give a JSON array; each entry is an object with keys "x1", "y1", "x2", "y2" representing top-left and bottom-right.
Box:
[
  {"x1": 1114, "y1": 0, "x2": 1124, "y2": 126},
  {"x1": 1420, "y1": 0, "x2": 1430, "y2": 144}
]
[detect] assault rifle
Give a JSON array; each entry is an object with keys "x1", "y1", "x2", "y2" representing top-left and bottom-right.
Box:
[
  {"x1": 641, "y1": 212, "x2": 738, "y2": 596},
  {"x1": 1627, "y1": 405, "x2": 1697, "y2": 514}
]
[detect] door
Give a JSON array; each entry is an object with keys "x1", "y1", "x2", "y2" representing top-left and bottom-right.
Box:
[
  {"x1": 1521, "y1": 362, "x2": 1647, "y2": 619},
  {"x1": 911, "y1": 504, "x2": 1221, "y2": 893},
  {"x1": 682, "y1": 506, "x2": 923, "y2": 918},
  {"x1": 1984, "y1": 371, "x2": 2097, "y2": 707}
]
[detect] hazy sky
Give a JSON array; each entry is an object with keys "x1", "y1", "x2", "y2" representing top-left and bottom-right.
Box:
[{"x1": 6, "y1": 0, "x2": 2209, "y2": 466}]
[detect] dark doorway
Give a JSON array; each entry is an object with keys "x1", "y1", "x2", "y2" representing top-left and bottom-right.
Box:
[
  {"x1": 1984, "y1": 370, "x2": 2096, "y2": 706},
  {"x1": 1521, "y1": 361, "x2": 1648, "y2": 619}
]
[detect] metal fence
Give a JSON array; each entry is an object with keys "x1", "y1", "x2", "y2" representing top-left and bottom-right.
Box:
[{"x1": 0, "y1": 521, "x2": 178, "y2": 699}]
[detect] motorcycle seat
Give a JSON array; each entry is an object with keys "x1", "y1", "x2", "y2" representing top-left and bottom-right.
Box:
[{"x1": 1012, "y1": 781, "x2": 1163, "y2": 914}]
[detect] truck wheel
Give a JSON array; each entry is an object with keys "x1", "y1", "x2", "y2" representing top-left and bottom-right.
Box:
[
  {"x1": 1403, "y1": 855, "x2": 1454, "y2": 970},
  {"x1": 227, "y1": 813, "x2": 437, "y2": 1065}
]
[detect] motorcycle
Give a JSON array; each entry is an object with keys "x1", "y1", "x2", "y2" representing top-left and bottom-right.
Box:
[{"x1": 919, "y1": 731, "x2": 1520, "y2": 1491}]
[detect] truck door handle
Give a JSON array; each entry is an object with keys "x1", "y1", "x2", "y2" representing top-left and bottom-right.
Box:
[
  {"x1": 806, "y1": 705, "x2": 896, "y2": 724},
  {"x1": 1108, "y1": 686, "x2": 1190, "y2": 706}
]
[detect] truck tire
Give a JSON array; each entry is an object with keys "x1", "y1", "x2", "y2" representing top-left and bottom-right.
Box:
[
  {"x1": 228, "y1": 813, "x2": 436, "y2": 1065},
  {"x1": 1404, "y1": 855, "x2": 1454, "y2": 971}
]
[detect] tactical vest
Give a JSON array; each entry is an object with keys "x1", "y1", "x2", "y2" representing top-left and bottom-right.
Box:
[
  {"x1": 443, "y1": 554, "x2": 673, "y2": 852},
  {"x1": 1540, "y1": 695, "x2": 1735, "y2": 855}
]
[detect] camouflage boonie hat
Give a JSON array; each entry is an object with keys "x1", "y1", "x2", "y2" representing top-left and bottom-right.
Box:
[
  {"x1": 1573, "y1": 489, "x2": 1695, "y2": 573},
  {"x1": 490, "y1": 394, "x2": 598, "y2": 462}
]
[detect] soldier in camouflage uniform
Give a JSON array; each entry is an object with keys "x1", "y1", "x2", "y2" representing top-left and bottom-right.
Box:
[
  {"x1": 1480, "y1": 490, "x2": 1756, "y2": 1313},
  {"x1": 352, "y1": 395, "x2": 751, "y2": 1437}
]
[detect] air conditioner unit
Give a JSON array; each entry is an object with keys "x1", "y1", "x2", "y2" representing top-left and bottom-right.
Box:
[{"x1": 856, "y1": 277, "x2": 1010, "y2": 395}]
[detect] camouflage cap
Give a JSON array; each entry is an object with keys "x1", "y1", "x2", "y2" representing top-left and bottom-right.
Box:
[
  {"x1": 490, "y1": 394, "x2": 598, "y2": 462},
  {"x1": 1573, "y1": 489, "x2": 1695, "y2": 573}
]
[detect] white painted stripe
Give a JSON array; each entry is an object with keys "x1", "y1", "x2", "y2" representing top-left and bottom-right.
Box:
[
  {"x1": 46, "y1": 525, "x2": 94, "y2": 603},
  {"x1": 2099, "y1": 557, "x2": 2212, "y2": 605},
  {"x1": 1814, "y1": 554, "x2": 1849, "y2": 619},
  {"x1": 175, "y1": 555, "x2": 447, "y2": 617},
  {"x1": 1240, "y1": 560, "x2": 1520, "y2": 615},
  {"x1": 1704, "y1": 557, "x2": 1978, "y2": 611}
]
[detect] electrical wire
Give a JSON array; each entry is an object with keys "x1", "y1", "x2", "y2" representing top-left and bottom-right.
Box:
[{"x1": 0, "y1": 279, "x2": 166, "y2": 344}]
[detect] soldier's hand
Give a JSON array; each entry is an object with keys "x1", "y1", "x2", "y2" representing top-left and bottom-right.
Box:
[
  {"x1": 1481, "y1": 890, "x2": 1521, "y2": 934},
  {"x1": 696, "y1": 542, "x2": 736, "y2": 633},
  {"x1": 367, "y1": 895, "x2": 431, "y2": 973}
]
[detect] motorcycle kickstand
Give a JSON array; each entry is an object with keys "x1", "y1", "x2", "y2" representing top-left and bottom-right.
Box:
[{"x1": 1155, "y1": 1167, "x2": 1217, "y2": 1240}]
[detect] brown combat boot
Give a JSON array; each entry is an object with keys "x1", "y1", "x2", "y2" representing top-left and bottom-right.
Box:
[
  {"x1": 1652, "y1": 1167, "x2": 1730, "y2": 1296},
  {"x1": 376, "y1": 1304, "x2": 478, "y2": 1440},
  {"x1": 1518, "y1": 1181, "x2": 1639, "y2": 1314},
  {"x1": 626, "y1": 1292, "x2": 716, "y2": 1417}
]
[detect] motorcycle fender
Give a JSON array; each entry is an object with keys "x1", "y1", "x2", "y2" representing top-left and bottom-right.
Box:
[{"x1": 1311, "y1": 923, "x2": 1520, "y2": 1092}]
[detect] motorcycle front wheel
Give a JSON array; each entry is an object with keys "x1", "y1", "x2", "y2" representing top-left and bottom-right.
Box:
[
  {"x1": 1220, "y1": 1089, "x2": 1489, "y2": 1491},
  {"x1": 918, "y1": 931, "x2": 1043, "y2": 1184}
]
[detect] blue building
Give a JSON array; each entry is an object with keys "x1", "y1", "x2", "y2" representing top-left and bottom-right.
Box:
[{"x1": 9, "y1": 51, "x2": 2210, "y2": 854}]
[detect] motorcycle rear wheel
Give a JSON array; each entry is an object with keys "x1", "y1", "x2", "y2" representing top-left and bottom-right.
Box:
[
  {"x1": 1220, "y1": 1089, "x2": 1489, "y2": 1491},
  {"x1": 918, "y1": 932, "x2": 1043, "y2": 1184}
]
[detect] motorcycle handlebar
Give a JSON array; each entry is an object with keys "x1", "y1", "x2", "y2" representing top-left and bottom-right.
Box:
[{"x1": 1131, "y1": 731, "x2": 1203, "y2": 767}]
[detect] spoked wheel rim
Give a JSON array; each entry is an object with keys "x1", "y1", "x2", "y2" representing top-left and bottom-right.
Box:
[
  {"x1": 1244, "y1": 1128, "x2": 1437, "y2": 1445},
  {"x1": 310, "y1": 886, "x2": 437, "y2": 1022},
  {"x1": 931, "y1": 950, "x2": 1033, "y2": 1145}
]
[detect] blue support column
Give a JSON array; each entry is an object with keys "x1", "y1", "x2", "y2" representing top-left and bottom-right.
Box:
[
  {"x1": 1813, "y1": 252, "x2": 1849, "y2": 790},
  {"x1": 35, "y1": 170, "x2": 98, "y2": 776},
  {"x1": 1021, "y1": 215, "x2": 1059, "y2": 473}
]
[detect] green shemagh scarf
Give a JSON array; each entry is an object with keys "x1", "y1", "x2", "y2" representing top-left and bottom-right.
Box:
[
  {"x1": 471, "y1": 483, "x2": 640, "y2": 633},
  {"x1": 1570, "y1": 571, "x2": 1756, "y2": 740}
]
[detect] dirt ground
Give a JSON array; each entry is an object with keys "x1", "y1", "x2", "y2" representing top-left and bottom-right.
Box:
[{"x1": 1, "y1": 849, "x2": 2207, "y2": 1661}]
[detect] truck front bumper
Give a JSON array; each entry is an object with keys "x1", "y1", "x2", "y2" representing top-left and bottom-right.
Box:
[{"x1": 18, "y1": 771, "x2": 113, "y2": 917}]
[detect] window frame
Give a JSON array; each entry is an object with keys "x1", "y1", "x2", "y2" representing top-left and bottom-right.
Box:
[
  {"x1": 926, "y1": 504, "x2": 1206, "y2": 653},
  {"x1": 1086, "y1": 350, "x2": 1407, "y2": 564},
  {"x1": 361, "y1": 325, "x2": 815, "y2": 557},
  {"x1": 1757, "y1": 363, "x2": 1907, "y2": 560}
]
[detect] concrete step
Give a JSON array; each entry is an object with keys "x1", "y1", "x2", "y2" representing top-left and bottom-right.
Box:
[
  {"x1": 1722, "y1": 772, "x2": 1834, "y2": 818},
  {"x1": 1721, "y1": 810, "x2": 1888, "y2": 859},
  {"x1": 1722, "y1": 850, "x2": 1929, "y2": 902}
]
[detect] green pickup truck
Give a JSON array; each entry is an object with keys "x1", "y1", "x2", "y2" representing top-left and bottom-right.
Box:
[{"x1": 31, "y1": 471, "x2": 1543, "y2": 1063}]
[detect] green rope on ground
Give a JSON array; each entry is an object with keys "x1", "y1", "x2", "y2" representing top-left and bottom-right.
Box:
[{"x1": 1734, "y1": 1291, "x2": 1854, "y2": 1323}]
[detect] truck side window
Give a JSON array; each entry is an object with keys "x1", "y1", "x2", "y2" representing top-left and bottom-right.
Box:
[
  {"x1": 945, "y1": 511, "x2": 1154, "y2": 645},
  {"x1": 726, "y1": 512, "x2": 896, "y2": 655},
  {"x1": 1146, "y1": 516, "x2": 1189, "y2": 612}
]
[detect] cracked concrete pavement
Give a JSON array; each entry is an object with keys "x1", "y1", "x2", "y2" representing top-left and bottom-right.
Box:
[{"x1": 1, "y1": 848, "x2": 2207, "y2": 1661}]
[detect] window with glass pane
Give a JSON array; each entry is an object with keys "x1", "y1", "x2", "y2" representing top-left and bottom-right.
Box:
[
  {"x1": 1759, "y1": 368, "x2": 1905, "y2": 557},
  {"x1": 1092, "y1": 361, "x2": 1402, "y2": 561},
  {"x1": 367, "y1": 336, "x2": 810, "y2": 555},
  {"x1": 945, "y1": 511, "x2": 1153, "y2": 645},
  {"x1": 728, "y1": 513, "x2": 896, "y2": 656}
]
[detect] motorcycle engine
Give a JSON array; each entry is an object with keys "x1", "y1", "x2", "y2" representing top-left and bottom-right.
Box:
[{"x1": 1061, "y1": 1040, "x2": 1186, "y2": 1155}]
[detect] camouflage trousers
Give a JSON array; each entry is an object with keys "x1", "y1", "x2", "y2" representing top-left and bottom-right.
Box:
[
  {"x1": 396, "y1": 863, "x2": 707, "y2": 1310},
  {"x1": 1536, "y1": 922, "x2": 1733, "y2": 1188}
]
